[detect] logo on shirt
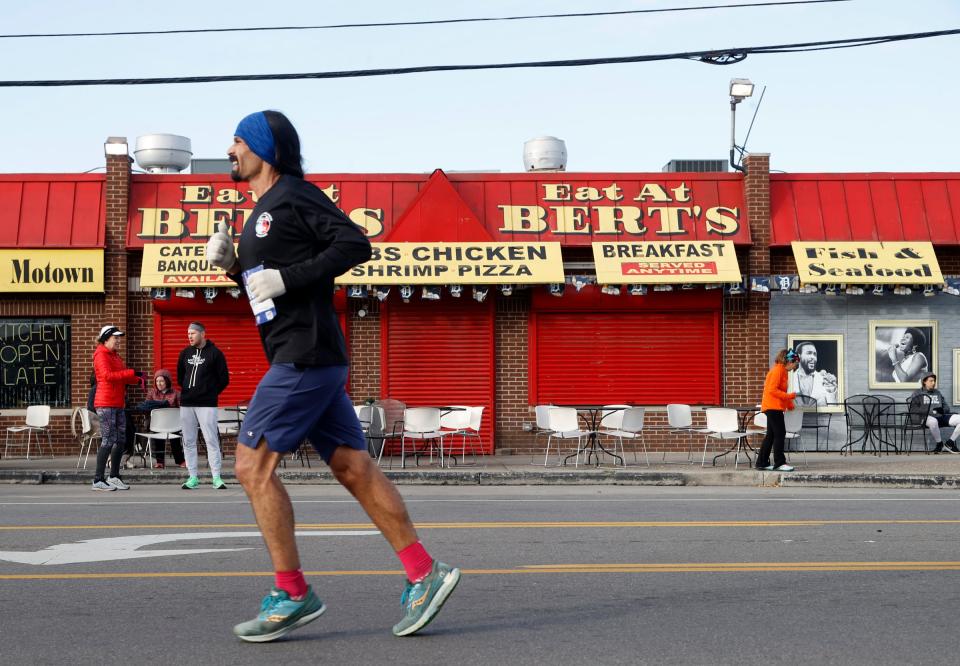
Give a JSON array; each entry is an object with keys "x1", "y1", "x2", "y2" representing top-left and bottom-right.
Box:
[{"x1": 255, "y1": 212, "x2": 273, "y2": 238}]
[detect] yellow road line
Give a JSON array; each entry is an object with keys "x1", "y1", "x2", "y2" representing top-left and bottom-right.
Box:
[
  {"x1": 4, "y1": 561, "x2": 960, "y2": 581},
  {"x1": 2, "y1": 519, "x2": 960, "y2": 531}
]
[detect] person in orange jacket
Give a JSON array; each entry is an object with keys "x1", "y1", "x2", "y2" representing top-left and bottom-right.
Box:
[{"x1": 757, "y1": 348, "x2": 799, "y2": 472}]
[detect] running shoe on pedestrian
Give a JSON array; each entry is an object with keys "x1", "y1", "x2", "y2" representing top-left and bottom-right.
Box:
[
  {"x1": 946, "y1": 441, "x2": 959, "y2": 454},
  {"x1": 92, "y1": 480, "x2": 116, "y2": 492},
  {"x1": 107, "y1": 476, "x2": 130, "y2": 490},
  {"x1": 178, "y1": 461, "x2": 187, "y2": 468},
  {"x1": 775, "y1": 464, "x2": 795, "y2": 472},
  {"x1": 212, "y1": 476, "x2": 227, "y2": 490},
  {"x1": 155, "y1": 462, "x2": 165, "y2": 469},
  {"x1": 232, "y1": 586, "x2": 326, "y2": 643},
  {"x1": 181, "y1": 475, "x2": 200, "y2": 490},
  {"x1": 756, "y1": 465, "x2": 774, "y2": 471},
  {"x1": 933, "y1": 443, "x2": 944, "y2": 454},
  {"x1": 392, "y1": 560, "x2": 461, "y2": 637}
]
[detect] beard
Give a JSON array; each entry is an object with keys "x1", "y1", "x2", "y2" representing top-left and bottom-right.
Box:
[{"x1": 230, "y1": 163, "x2": 243, "y2": 182}]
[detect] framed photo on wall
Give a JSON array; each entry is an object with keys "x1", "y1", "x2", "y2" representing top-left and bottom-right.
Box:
[
  {"x1": 954, "y1": 349, "x2": 960, "y2": 406},
  {"x1": 786, "y1": 334, "x2": 844, "y2": 412},
  {"x1": 869, "y1": 320, "x2": 937, "y2": 390}
]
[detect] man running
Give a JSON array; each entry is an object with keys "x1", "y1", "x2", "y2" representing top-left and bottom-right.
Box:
[{"x1": 206, "y1": 110, "x2": 460, "y2": 643}]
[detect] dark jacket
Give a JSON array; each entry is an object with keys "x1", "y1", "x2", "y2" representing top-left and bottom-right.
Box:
[
  {"x1": 909, "y1": 388, "x2": 950, "y2": 421},
  {"x1": 93, "y1": 344, "x2": 138, "y2": 408},
  {"x1": 232, "y1": 175, "x2": 371, "y2": 366},
  {"x1": 145, "y1": 368, "x2": 180, "y2": 407},
  {"x1": 177, "y1": 341, "x2": 229, "y2": 407}
]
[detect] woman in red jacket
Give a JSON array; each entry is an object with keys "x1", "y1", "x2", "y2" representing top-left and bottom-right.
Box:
[
  {"x1": 757, "y1": 348, "x2": 799, "y2": 472},
  {"x1": 92, "y1": 325, "x2": 143, "y2": 491}
]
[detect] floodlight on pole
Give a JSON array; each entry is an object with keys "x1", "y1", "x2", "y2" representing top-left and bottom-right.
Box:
[{"x1": 728, "y1": 78, "x2": 754, "y2": 173}]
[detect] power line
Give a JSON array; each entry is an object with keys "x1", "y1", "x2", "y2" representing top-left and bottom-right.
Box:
[
  {"x1": 0, "y1": 1, "x2": 850, "y2": 39},
  {"x1": 0, "y1": 27, "x2": 954, "y2": 88}
]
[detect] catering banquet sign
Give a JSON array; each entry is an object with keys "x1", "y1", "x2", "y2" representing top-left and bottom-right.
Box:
[
  {"x1": 791, "y1": 242, "x2": 943, "y2": 285},
  {"x1": 139, "y1": 242, "x2": 564, "y2": 286},
  {"x1": 591, "y1": 241, "x2": 741, "y2": 284},
  {"x1": 335, "y1": 242, "x2": 564, "y2": 285}
]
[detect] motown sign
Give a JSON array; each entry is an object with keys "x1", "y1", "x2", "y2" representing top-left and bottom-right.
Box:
[
  {"x1": 791, "y1": 242, "x2": 943, "y2": 285},
  {"x1": 0, "y1": 249, "x2": 103, "y2": 293},
  {"x1": 591, "y1": 241, "x2": 742, "y2": 284},
  {"x1": 334, "y1": 242, "x2": 564, "y2": 285}
]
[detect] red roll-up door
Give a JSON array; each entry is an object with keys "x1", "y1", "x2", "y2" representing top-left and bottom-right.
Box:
[
  {"x1": 154, "y1": 311, "x2": 349, "y2": 407},
  {"x1": 530, "y1": 310, "x2": 721, "y2": 406},
  {"x1": 381, "y1": 298, "x2": 495, "y2": 454}
]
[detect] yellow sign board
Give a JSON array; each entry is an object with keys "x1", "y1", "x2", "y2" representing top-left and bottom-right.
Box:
[
  {"x1": 591, "y1": 241, "x2": 741, "y2": 284},
  {"x1": 0, "y1": 249, "x2": 103, "y2": 293},
  {"x1": 336, "y1": 242, "x2": 565, "y2": 285},
  {"x1": 140, "y1": 243, "x2": 236, "y2": 287},
  {"x1": 792, "y1": 242, "x2": 943, "y2": 285}
]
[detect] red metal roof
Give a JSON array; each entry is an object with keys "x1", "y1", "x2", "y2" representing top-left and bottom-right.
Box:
[
  {"x1": 770, "y1": 173, "x2": 960, "y2": 247},
  {"x1": 0, "y1": 175, "x2": 106, "y2": 249}
]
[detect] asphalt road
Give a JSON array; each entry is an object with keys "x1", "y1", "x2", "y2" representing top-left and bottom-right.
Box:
[{"x1": 1, "y1": 484, "x2": 959, "y2": 665}]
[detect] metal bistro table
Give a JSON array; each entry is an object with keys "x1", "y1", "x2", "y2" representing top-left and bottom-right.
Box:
[{"x1": 556, "y1": 404, "x2": 628, "y2": 467}]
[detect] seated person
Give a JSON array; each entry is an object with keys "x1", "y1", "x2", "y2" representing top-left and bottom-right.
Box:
[
  {"x1": 134, "y1": 369, "x2": 184, "y2": 468},
  {"x1": 909, "y1": 373, "x2": 960, "y2": 453}
]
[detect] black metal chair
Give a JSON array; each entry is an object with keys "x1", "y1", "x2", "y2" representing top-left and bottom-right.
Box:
[
  {"x1": 795, "y1": 394, "x2": 832, "y2": 452},
  {"x1": 901, "y1": 393, "x2": 933, "y2": 454},
  {"x1": 842, "y1": 395, "x2": 881, "y2": 455},
  {"x1": 872, "y1": 394, "x2": 899, "y2": 454}
]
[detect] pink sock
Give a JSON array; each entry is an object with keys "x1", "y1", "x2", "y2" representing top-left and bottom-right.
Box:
[
  {"x1": 275, "y1": 569, "x2": 308, "y2": 599},
  {"x1": 397, "y1": 541, "x2": 434, "y2": 582}
]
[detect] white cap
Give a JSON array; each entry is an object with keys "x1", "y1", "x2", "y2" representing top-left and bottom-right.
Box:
[{"x1": 98, "y1": 325, "x2": 125, "y2": 342}]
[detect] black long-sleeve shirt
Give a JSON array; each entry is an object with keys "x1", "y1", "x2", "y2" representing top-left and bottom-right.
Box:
[{"x1": 233, "y1": 175, "x2": 372, "y2": 366}]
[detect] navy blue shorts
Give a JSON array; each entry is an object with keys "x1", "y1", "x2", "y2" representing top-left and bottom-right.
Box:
[{"x1": 237, "y1": 363, "x2": 367, "y2": 463}]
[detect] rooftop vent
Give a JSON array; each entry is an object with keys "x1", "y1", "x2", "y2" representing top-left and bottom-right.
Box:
[
  {"x1": 523, "y1": 136, "x2": 567, "y2": 172},
  {"x1": 662, "y1": 159, "x2": 729, "y2": 173},
  {"x1": 134, "y1": 134, "x2": 193, "y2": 173}
]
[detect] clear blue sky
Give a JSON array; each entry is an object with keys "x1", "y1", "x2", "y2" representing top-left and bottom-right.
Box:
[{"x1": 1, "y1": 0, "x2": 957, "y2": 174}]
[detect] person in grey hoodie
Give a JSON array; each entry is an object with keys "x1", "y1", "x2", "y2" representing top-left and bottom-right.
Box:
[
  {"x1": 909, "y1": 372, "x2": 960, "y2": 453},
  {"x1": 176, "y1": 322, "x2": 230, "y2": 488}
]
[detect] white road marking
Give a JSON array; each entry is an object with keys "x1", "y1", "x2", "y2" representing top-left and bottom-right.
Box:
[{"x1": 0, "y1": 530, "x2": 380, "y2": 565}]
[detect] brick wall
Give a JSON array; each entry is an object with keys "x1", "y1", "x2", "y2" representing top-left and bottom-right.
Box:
[
  {"x1": 495, "y1": 294, "x2": 530, "y2": 451},
  {"x1": 722, "y1": 153, "x2": 772, "y2": 408},
  {"x1": 347, "y1": 297, "x2": 381, "y2": 402}
]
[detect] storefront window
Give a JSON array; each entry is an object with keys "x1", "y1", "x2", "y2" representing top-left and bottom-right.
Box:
[{"x1": 0, "y1": 318, "x2": 71, "y2": 408}]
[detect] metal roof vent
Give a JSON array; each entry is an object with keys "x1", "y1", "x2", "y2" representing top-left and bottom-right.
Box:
[
  {"x1": 523, "y1": 136, "x2": 567, "y2": 172},
  {"x1": 134, "y1": 134, "x2": 193, "y2": 173}
]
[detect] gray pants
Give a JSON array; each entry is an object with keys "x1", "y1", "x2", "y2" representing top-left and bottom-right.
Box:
[{"x1": 180, "y1": 406, "x2": 222, "y2": 477}]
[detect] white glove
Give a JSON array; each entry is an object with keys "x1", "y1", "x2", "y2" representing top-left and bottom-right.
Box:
[
  {"x1": 246, "y1": 268, "x2": 286, "y2": 303},
  {"x1": 205, "y1": 222, "x2": 237, "y2": 271}
]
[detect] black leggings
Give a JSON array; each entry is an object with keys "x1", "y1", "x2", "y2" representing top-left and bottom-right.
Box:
[{"x1": 758, "y1": 409, "x2": 786, "y2": 468}]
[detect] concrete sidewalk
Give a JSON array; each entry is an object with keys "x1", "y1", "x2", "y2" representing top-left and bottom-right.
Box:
[{"x1": 3, "y1": 450, "x2": 960, "y2": 489}]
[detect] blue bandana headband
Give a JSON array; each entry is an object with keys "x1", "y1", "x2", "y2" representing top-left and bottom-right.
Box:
[{"x1": 234, "y1": 112, "x2": 276, "y2": 165}]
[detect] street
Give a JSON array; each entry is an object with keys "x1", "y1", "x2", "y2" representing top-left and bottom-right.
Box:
[{"x1": 1, "y1": 484, "x2": 959, "y2": 665}]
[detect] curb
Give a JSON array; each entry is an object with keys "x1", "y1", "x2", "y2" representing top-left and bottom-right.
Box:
[{"x1": 3, "y1": 468, "x2": 960, "y2": 489}]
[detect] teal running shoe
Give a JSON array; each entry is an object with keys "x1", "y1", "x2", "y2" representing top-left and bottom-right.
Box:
[
  {"x1": 212, "y1": 476, "x2": 227, "y2": 490},
  {"x1": 392, "y1": 560, "x2": 461, "y2": 637},
  {"x1": 233, "y1": 586, "x2": 326, "y2": 643},
  {"x1": 181, "y1": 476, "x2": 199, "y2": 490}
]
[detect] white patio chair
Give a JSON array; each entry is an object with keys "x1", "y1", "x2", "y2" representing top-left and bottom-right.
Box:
[
  {"x1": 440, "y1": 405, "x2": 485, "y2": 465},
  {"x1": 784, "y1": 407, "x2": 808, "y2": 465},
  {"x1": 543, "y1": 407, "x2": 591, "y2": 468},
  {"x1": 133, "y1": 408, "x2": 182, "y2": 469},
  {"x1": 665, "y1": 403, "x2": 710, "y2": 463},
  {"x1": 401, "y1": 407, "x2": 446, "y2": 469},
  {"x1": 76, "y1": 408, "x2": 101, "y2": 469},
  {"x1": 600, "y1": 406, "x2": 649, "y2": 466},
  {"x1": 702, "y1": 407, "x2": 750, "y2": 468},
  {"x1": 4, "y1": 405, "x2": 52, "y2": 459},
  {"x1": 217, "y1": 406, "x2": 242, "y2": 437}
]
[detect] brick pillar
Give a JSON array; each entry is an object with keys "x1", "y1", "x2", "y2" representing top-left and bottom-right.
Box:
[
  {"x1": 104, "y1": 138, "x2": 131, "y2": 334},
  {"x1": 723, "y1": 153, "x2": 771, "y2": 406}
]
